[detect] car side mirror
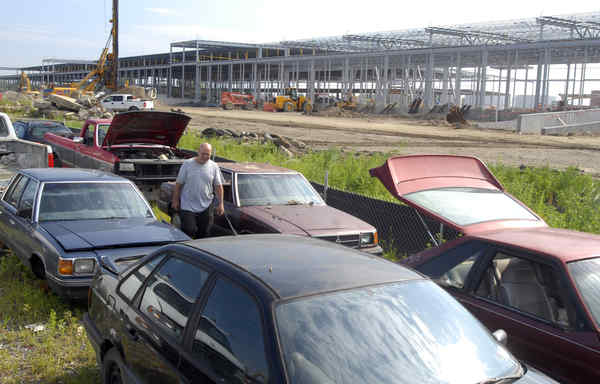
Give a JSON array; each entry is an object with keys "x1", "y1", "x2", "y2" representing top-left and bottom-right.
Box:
[
  {"x1": 73, "y1": 137, "x2": 83, "y2": 143},
  {"x1": 493, "y1": 329, "x2": 507, "y2": 346},
  {"x1": 17, "y1": 207, "x2": 32, "y2": 219}
]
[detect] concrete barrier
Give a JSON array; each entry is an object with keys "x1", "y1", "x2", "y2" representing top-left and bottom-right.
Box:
[{"x1": 517, "y1": 108, "x2": 600, "y2": 135}]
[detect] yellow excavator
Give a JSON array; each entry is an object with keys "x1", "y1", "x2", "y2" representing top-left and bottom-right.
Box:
[{"x1": 18, "y1": 72, "x2": 40, "y2": 96}]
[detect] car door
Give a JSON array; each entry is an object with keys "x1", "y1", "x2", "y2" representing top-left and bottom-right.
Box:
[
  {"x1": 121, "y1": 253, "x2": 211, "y2": 384},
  {"x1": 10, "y1": 176, "x2": 40, "y2": 261},
  {"x1": 0, "y1": 174, "x2": 28, "y2": 252},
  {"x1": 112, "y1": 95, "x2": 124, "y2": 111},
  {"x1": 462, "y1": 247, "x2": 599, "y2": 383},
  {"x1": 178, "y1": 274, "x2": 271, "y2": 384}
]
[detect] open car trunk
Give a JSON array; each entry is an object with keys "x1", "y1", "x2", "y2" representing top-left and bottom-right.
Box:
[{"x1": 370, "y1": 155, "x2": 546, "y2": 234}]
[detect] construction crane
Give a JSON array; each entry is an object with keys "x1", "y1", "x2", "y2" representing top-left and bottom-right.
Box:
[{"x1": 47, "y1": 0, "x2": 118, "y2": 96}]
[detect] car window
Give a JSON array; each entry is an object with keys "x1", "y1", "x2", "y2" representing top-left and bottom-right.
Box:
[
  {"x1": 18, "y1": 179, "x2": 39, "y2": 213},
  {"x1": 193, "y1": 277, "x2": 269, "y2": 383},
  {"x1": 220, "y1": 170, "x2": 233, "y2": 203},
  {"x1": 237, "y1": 173, "x2": 323, "y2": 206},
  {"x1": 418, "y1": 241, "x2": 488, "y2": 289},
  {"x1": 475, "y1": 252, "x2": 573, "y2": 327},
  {"x1": 0, "y1": 118, "x2": 8, "y2": 137},
  {"x1": 139, "y1": 256, "x2": 209, "y2": 341},
  {"x1": 127, "y1": 95, "x2": 134, "y2": 101},
  {"x1": 97, "y1": 124, "x2": 109, "y2": 145},
  {"x1": 568, "y1": 257, "x2": 600, "y2": 329},
  {"x1": 113, "y1": 95, "x2": 123, "y2": 102},
  {"x1": 276, "y1": 281, "x2": 520, "y2": 384},
  {"x1": 119, "y1": 254, "x2": 166, "y2": 302},
  {"x1": 103, "y1": 97, "x2": 112, "y2": 103},
  {"x1": 4, "y1": 175, "x2": 28, "y2": 208}
]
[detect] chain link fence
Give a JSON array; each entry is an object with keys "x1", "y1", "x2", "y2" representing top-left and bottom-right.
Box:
[{"x1": 311, "y1": 182, "x2": 460, "y2": 256}]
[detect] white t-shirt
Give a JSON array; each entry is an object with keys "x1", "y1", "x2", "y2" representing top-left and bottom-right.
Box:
[{"x1": 176, "y1": 158, "x2": 223, "y2": 212}]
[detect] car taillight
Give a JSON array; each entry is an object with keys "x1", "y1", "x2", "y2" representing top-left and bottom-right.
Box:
[
  {"x1": 143, "y1": 102, "x2": 147, "y2": 108},
  {"x1": 47, "y1": 152, "x2": 54, "y2": 167}
]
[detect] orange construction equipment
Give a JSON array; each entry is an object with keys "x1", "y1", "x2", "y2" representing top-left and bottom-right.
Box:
[{"x1": 221, "y1": 92, "x2": 257, "y2": 110}]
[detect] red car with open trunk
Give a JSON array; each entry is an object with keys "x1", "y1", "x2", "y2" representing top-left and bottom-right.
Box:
[{"x1": 371, "y1": 154, "x2": 600, "y2": 383}]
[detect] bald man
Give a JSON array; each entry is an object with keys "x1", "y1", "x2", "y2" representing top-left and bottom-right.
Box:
[{"x1": 172, "y1": 143, "x2": 224, "y2": 238}]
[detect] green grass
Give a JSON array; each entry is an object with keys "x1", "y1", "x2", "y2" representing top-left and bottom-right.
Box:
[
  {"x1": 180, "y1": 133, "x2": 600, "y2": 235},
  {"x1": 0, "y1": 252, "x2": 100, "y2": 384}
]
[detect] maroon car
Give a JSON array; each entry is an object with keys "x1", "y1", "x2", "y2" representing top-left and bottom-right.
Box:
[
  {"x1": 160, "y1": 162, "x2": 382, "y2": 254},
  {"x1": 371, "y1": 155, "x2": 600, "y2": 383}
]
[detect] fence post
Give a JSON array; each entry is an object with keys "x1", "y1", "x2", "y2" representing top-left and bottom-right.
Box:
[{"x1": 323, "y1": 170, "x2": 329, "y2": 202}]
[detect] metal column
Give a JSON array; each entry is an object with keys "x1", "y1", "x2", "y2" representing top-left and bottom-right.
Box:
[
  {"x1": 455, "y1": 52, "x2": 462, "y2": 106},
  {"x1": 424, "y1": 51, "x2": 434, "y2": 108},
  {"x1": 479, "y1": 50, "x2": 488, "y2": 108}
]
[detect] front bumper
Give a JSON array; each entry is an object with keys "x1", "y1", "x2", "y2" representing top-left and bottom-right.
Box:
[
  {"x1": 358, "y1": 245, "x2": 383, "y2": 256},
  {"x1": 46, "y1": 273, "x2": 93, "y2": 300}
]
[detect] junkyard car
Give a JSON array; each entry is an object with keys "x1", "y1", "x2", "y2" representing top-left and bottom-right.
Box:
[
  {"x1": 0, "y1": 168, "x2": 189, "y2": 299},
  {"x1": 159, "y1": 162, "x2": 382, "y2": 254},
  {"x1": 13, "y1": 119, "x2": 74, "y2": 144},
  {"x1": 83, "y1": 234, "x2": 557, "y2": 384},
  {"x1": 44, "y1": 111, "x2": 197, "y2": 200},
  {"x1": 371, "y1": 154, "x2": 600, "y2": 383}
]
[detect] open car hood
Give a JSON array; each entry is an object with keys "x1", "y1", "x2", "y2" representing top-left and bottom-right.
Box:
[
  {"x1": 102, "y1": 111, "x2": 191, "y2": 147},
  {"x1": 370, "y1": 155, "x2": 546, "y2": 234}
]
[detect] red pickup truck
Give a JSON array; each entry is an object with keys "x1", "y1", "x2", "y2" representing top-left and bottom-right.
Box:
[{"x1": 44, "y1": 111, "x2": 196, "y2": 200}]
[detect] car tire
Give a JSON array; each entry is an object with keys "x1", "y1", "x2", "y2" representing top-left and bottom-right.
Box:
[
  {"x1": 30, "y1": 256, "x2": 45, "y2": 280},
  {"x1": 102, "y1": 348, "x2": 126, "y2": 384}
]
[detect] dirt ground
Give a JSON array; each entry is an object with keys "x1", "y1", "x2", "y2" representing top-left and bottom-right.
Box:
[{"x1": 157, "y1": 105, "x2": 600, "y2": 176}]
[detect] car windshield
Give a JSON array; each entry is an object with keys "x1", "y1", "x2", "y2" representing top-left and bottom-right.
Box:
[
  {"x1": 38, "y1": 182, "x2": 152, "y2": 221},
  {"x1": 276, "y1": 280, "x2": 520, "y2": 384},
  {"x1": 568, "y1": 257, "x2": 600, "y2": 328},
  {"x1": 237, "y1": 173, "x2": 323, "y2": 206},
  {"x1": 405, "y1": 187, "x2": 538, "y2": 226}
]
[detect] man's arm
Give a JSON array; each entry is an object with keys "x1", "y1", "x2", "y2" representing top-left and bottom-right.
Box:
[
  {"x1": 215, "y1": 184, "x2": 224, "y2": 216},
  {"x1": 172, "y1": 183, "x2": 183, "y2": 211}
]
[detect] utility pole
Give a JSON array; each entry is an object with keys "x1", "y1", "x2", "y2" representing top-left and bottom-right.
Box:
[{"x1": 111, "y1": 0, "x2": 119, "y2": 91}]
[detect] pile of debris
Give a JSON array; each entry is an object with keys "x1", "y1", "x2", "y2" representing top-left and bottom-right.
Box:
[
  {"x1": 0, "y1": 90, "x2": 114, "y2": 120},
  {"x1": 200, "y1": 128, "x2": 307, "y2": 158}
]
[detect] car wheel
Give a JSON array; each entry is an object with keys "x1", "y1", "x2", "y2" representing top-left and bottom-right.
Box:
[
  {"x1": 102, "y1": 348, "x2": 126, "y2": 384},
  {"x1": 30, "y1": 256, "x2": 45, "y2": 279},
  {"x1": 128, "y1": 106, "x2": 139, "y2": 111}
]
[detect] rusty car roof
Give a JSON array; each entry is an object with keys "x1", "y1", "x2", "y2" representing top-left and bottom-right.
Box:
[
  {"x1": 217, "y1": 162, "x2": 297, "y2": 174},
  {"x1": 473, "y1": 227, "x2": 600, "y2": 263}
]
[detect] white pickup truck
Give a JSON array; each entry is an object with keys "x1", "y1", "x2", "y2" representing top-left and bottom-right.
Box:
[{"x1": 100, "y1": 94, "x2": 154, "y2": 112}]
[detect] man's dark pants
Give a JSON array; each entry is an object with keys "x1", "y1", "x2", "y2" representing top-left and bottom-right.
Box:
[{"x1": 180, "y1": 209, "x2": 213, "y2": 239}]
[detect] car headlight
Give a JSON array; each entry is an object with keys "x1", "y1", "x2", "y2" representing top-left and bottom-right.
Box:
[
  {"x1": 74, "y1": 259, "x2": 95, "y2": 274},
  {"x1": 359, "y1": 232, "x2": 376, "y2": 247},
  {"x1": 119, "y1": 162, "x2": 135, "y2": 172}
]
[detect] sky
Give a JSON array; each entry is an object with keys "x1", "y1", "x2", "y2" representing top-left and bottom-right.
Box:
[{"x1": 2, "y1": 0, "x2": 598, "y2": 70}]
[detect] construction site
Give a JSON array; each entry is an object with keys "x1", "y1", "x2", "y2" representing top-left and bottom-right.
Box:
[
  {"x1": 2, "y1": 11, "x2": 600, "y2": 116},
  {"x1": 3, "y1": 6, "x2": 600, "y2": 174}
]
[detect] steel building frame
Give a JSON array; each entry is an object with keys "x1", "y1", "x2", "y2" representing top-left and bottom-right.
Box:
[{"x1": 2, "y1": 11, "x2": 600, "y2": 112}]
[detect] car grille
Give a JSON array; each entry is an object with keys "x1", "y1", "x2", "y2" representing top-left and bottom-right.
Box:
[
  {"x1": 316, "y1": 234, "x2": 359, "y2": 248},
  {"x1": 135, "y1": 163, "x2": 182, "y2": 178}
]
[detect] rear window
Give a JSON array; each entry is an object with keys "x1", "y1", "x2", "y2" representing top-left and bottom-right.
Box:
[{"x1": 405, "y1": 187, "x2": 538, "y2": 226}]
